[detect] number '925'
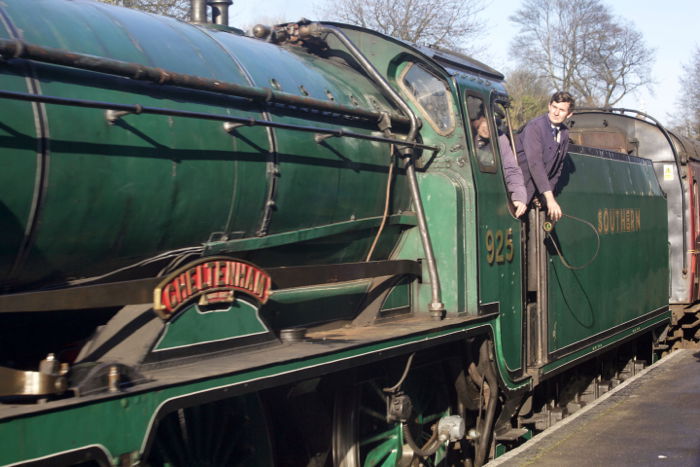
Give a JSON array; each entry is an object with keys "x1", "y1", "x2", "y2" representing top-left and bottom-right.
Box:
[{"x1": 485, "y1": 228, "x2": 514, "y2": 264}]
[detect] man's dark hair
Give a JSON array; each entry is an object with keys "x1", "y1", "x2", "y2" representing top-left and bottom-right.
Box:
[{"x1": 550, "y1": 91, "x2": 575, "y2": 109}]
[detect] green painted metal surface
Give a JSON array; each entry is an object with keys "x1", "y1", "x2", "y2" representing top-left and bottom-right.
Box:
[
  {"x1": 0, "y1": 0, "x2": 411, "y2": 289},
  {"x1": 205, "y1": 214, "x2": 417, "y2": 257},
  {"x1": 0, "y1": 73, "x2": 37, "y2": 280},
  {"x1": 154, "y1": 299, "x2": 269, "y2": 351},
  {"x1": 453, "y1": 80, "x2": 524, "y2": 372},
  {"x1": 540, "y1": 312, "x2": 669, "y2": 374},
  {"x1": 264, "y1": 280, "x2": 371, "y2": 328},
  {"x1": 547, "y1": 152, "x2": 668, "y2": 354},
  {"x1": 330, "y1": 25, "x2": 527, "y2": 379},
  {"x1": 416, "y1": 173, "x2": 472, "y2": 314},
  {"x1": 0, "y1": 323, "x2": 484, "y2": 465},
  {"x1": 329, "y1": 26, "x2": 482, "y2": 317},
  {"x1": 206, "y1": 28, "x2": 410, "y2": 237},
  {"x1": 380, "y1": 277, "x2": 411, "y2": 313}
]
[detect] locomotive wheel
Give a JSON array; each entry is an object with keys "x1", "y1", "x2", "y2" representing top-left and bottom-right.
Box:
[
  {"x1": 332, "y1": 364, "x2": 453, "y2": 466},
  {"x1": 145, "y1": 393, "x2": 274, "y2": 466}
]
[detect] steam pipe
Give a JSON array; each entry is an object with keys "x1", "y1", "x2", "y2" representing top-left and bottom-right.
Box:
[
  {"x1": 0, "y1": 89, "x2": 438, "y2": 152},
  {"x1": 313, "y1": 23, "x2": 445, "y2": 318},
  {"x1": 0, "y1": 38, "x2": 412, "y2": 129},
  {"x1": 190, "y1": 0, "x2": 207, "y2": 23}
]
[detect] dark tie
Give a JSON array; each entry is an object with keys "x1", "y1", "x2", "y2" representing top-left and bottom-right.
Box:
[{"x1": 552, "y1": 126, "x2": 560, "y2": 141}]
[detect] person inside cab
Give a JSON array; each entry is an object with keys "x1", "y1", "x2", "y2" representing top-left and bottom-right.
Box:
[{"x1": 471, "y1": 111, "x2": 528, "y2": 217}]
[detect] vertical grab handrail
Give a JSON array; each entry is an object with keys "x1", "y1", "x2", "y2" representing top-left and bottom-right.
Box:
[{"x1": 312, "y1": 24, "x2": 446, "y2": 319}]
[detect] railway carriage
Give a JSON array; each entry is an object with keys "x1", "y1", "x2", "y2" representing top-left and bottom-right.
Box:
[{"x1": 0, "y1": 0, "x2": 680, "y2": 465}]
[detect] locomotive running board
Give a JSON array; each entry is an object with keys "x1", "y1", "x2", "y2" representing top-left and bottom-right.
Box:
[{"x1": 0, "y1": 260, "x2": 422, "y2": 313}]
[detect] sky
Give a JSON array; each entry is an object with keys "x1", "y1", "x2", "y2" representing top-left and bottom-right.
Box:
[{"x1": 227, "y1": 0, "x2": 699, "y2": 128}]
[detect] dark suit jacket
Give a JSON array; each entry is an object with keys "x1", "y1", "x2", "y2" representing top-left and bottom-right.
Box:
[{"x1": 515, "y1": 114, "x2": 570, "y2": 202}]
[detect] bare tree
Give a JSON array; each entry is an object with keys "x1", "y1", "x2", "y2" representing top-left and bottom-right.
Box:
[
  {"x1": 509, "y1": 0, "x2": 654, "y2": 107},
  {"x1": 318, "y1": 0, "x2": 485, "y2": 53},
  {"x1": 504, "y1": 68, "x2": 551, "y2": 129},
  {"x1": 671, "y1": 47, "x2": 700, "y2": 139},
  {"x1": 96, "y1": 0, "x2": 190, "y2": 20}
]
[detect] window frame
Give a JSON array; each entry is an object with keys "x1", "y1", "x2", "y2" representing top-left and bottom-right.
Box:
[
  {"x1": 397, "y1": 62, "x2": 456, "y2": 136},
  {"x1": 492, "y1": 97, "x2": 524, "y2": 218},
  {"x1": 466, "y1": 94, "x2": 498, "y2": 174}
]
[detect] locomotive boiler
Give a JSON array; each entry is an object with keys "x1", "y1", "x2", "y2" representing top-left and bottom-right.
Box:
[{"x1": 0, "y1": 0, "x2": 681, "y2": 466}]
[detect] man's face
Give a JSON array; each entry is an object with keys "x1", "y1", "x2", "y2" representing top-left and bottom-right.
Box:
[{"x1": 548, "y1": 101, "x2": 573, "y2": 125}]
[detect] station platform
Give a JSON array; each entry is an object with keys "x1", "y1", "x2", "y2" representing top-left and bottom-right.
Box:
[{"x1": 491, "y1": 349, "x2": 700, "y2": 466}]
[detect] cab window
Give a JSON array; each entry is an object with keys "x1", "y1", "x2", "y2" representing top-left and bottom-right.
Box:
[
  {"x1": 493, "y1": 101, "x2": 513, "y2": 155},
  {"x1": 399, "y1": 63, "x2": 455, "y2": 135},
  {"x1": 466, "y1": 95, "x2": 496, "y2": 172}
]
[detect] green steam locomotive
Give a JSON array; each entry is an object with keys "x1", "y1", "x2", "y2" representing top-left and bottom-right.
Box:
[{"x1": 0, "y1": 0, "x2": 685, "y2": 465}]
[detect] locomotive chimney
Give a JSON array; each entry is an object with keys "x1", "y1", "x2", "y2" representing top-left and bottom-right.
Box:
[
  {"x1": 210, "y1": 0, "x2": 233, "y2": 26},
  {"x1": 190, "y1": 1, "x2": 233, "y2": 25},
  {"x1": 191, "y1": 0, "x2": 207, "y2": 23}
]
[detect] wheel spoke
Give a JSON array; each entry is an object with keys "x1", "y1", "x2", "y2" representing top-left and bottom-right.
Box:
[
  {"x1": 363, "y1": 437, "x2": 400, "y2": 467},
  {"x1": 359, "y1": 405, "x2": 387, "y2": 421},
  {"x1": 358, "y1": 428, "x2": 399, "y2": 447},
  {"x1": 146, "y1": 394, "x2": 274, "y2": 466},
  {"x1": 334, "y1": 360, "x2": 456, "y2": 466}
]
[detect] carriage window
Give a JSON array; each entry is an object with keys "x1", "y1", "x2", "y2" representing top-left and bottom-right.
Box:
[
  {"x1": 399, "y1": 63, "x2": 455, "y2": 135},
  {"x1": 466, "y1": 96, "x2": 496, "y2": 172}
]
